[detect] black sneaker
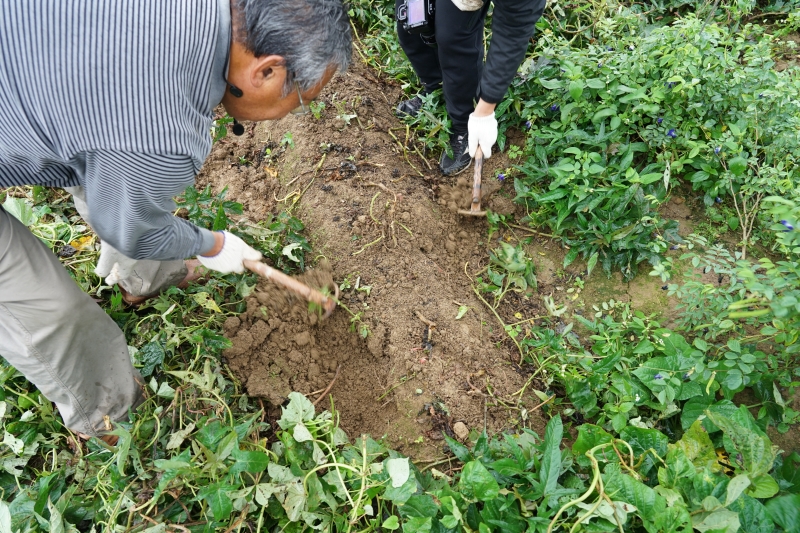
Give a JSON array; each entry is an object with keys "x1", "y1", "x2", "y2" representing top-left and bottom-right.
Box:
[
  {"x1": 396, "y1": 95, "x2": 424, "y2": 118},
  {"x1": 439, "y1": 131, "x2": 471, "y2": 176}
]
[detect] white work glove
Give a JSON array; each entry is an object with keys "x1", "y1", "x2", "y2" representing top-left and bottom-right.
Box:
[
  {"x1": 95, "y1": 241, "x2": 140, "y2": 285},
  {"x1": 197, "y1": 231, "x2": 262, "y2": 274},
  {"x1": 467, "y1": 111, "x2": 498, "y2": 159}
]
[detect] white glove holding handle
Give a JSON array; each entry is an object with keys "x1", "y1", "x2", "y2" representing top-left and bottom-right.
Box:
[
  {"x1": 95, "y1": 241, "x2": 140, "y2": 285},
  {"x1": 467, "y1": 111, "x2": 498, "y2": 159},
  {"x1": 197, "y1": 231, "x2": 262, "y2": 274}
]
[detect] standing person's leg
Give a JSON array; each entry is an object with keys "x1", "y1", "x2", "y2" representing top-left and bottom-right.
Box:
[
  {"x1": 396, "y1": 0, "x2": 443, "y2": 115},
  {"x1": 65, "y1": 186, "x2": 190, "y2": 300},
  {"x1": 434, "y1": 0, "x2": 490, "y2": 175},
  {"x1": 435, "y1": 0, "x2": 489, "y2": 133},
  {"x1": 0, "y1": 205, "x2": 143, "y2": 436}
]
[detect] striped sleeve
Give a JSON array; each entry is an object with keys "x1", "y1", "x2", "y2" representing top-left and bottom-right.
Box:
[{"x1": 82, "y1": 151, "x2": 216, "y2": 261}]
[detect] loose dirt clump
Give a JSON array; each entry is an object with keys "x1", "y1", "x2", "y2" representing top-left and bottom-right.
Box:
[{"x1": 223, "y1": 263, "x2": 349, "y2": 406}]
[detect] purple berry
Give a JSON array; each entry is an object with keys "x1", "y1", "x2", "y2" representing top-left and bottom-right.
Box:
[
  {"x1": 550, "y1": 104, "x2": 560, "y2": 112},
  {"x1": 657, "y1": 117, "x2": 663, "y2": 124},
  {"x1": 715, "y1": 197, "x2": 722, "y2": 203},
  {"x1": 654, "y1": 373, "x2": 663, "y2": 380},
  {"x1": 525, "y1": 121, "x2": 532, "y2": 129},
  {"x1": 497, "y1": 173, "x2": 505, "y2": 181},
  {"x1": 598, "y1": 62, "x2": 603, "y2": 67},
  {"x1": 667, "y1": 129, "x2": 677, "y2": 138},
  {"x1": 714, "y1": 146, "x2": 721, "y2": 154}
]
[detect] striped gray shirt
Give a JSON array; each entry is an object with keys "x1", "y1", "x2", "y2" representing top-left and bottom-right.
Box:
[{"x1": 0, "y1": 0, "x2": 232, "y2": 260}]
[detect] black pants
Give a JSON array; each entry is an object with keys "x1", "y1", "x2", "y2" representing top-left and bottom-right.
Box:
[{"x1": 397, "y1": 0, "x2": 491, "y2": 133}]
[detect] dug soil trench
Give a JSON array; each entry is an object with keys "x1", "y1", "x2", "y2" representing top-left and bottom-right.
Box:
[{"x1": 197, "y1": 61, "x2": 549, "y2": 460}]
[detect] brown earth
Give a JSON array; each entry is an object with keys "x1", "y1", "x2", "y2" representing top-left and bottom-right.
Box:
[{"x1": 197, "y1": 60, "x2": 548, "y2": 459}]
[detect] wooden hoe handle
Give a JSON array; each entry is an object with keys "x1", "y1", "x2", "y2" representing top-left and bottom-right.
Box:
[{"x1": 243, "y1": 259, "x2": 338, "y2": 318}]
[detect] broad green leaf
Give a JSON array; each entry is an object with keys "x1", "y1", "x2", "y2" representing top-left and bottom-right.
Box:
[
  {"x1": 459, "y1": 461, "x2": 500, "y2": 502},
  {"x1": 229, "y1": 448, "x2": 269, "y2": 475},
  {"x1": 706, "y1": 411, "x2": 775, "y2": 478},
  {"x1": 728, "y1": 157, "x2": 747, "y2": 176},
  {"x1": 728, "y1": 495, "x2": 774, "y2": 533},
  {"x1": 765, "y1": 494, "x2": 800, "y2": 533},
  {"x1": 165, "y1": 422, "x2": 195, "y2": 450},
  {"x1": 725, "y1": 475, "x2": 750, "y2": 506},
  {"x1": 293, "y1": 423, "x2": 313, "y2": 443},
  {"x1": 278, "y1": 392, "x2": 316, "y2": 429},
  {"x1": 455, "y1": 305, "x2": 469, "y2": 320},
  {"x1": 748, "y1": 475, "x2": 779, "y2": 499},
  {"x1": 198, "y1": 482, "x2": 234, "y2": 522},
  {"x1": 386, "y1": 457, "x2": 410, "y2": 488},
  {"x1": 569, "y1": 80, "x2": 584, "y2": 101},
  {"x1": 254, "y1": 483, "x2": 281, "y2": 506},
  {"x1": 539, "y1": 416, "x2": 563, "y2": 495},
  {"x1": 573, "y1": 424, "x2": 613, "y2": 458},
  {"x1": 694, "y1": 509, "x2": 740, "y2": 533},
  {"x1": 2, "y1": 197, "x2": 36, "y2": 226},
  {"x1": 603, "y1": 464, "x2": 665, "y2": 522},
  {"x1": 675, "y1": 420, "x2": 720, "y2": 472},
  {"x1": 619, "y1": 426, "x2": 668, "y2": 475},
  {"x1": 397, "y1": 494, "x2": 439, "y2": 519},
  {"x1": 382, "y1": 516, "x2": 400, "y2": 530},
  {"x1": 280, "y1": 481, "x2": 306, "y2": 522},
  {"x1": 402, "y1": 517, "x2": 432, "y2": 533}
]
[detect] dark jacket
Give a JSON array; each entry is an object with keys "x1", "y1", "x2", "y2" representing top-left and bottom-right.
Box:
[{"x1": 480, "y1": 0, "x2": 546, "y2": 103}]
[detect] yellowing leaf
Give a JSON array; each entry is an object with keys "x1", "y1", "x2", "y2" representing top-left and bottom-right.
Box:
[
  {"x1": 69, "y1": 235, "x2": 96, "y2": 251},
  {"x1": 192, "y1": 292, "x2": 222, "y2": 313}
]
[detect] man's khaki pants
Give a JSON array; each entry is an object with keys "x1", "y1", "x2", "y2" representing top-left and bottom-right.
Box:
[{"x1": 0, "y1": 204, "x2": 144, "y2": 435}]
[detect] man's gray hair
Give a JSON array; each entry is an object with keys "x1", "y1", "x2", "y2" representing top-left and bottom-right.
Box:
[{"x1": 233, "y1": 0, "x2": 352, "y2": 95}]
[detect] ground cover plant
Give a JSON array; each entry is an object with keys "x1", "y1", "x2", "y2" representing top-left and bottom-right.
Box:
[{"x1": 1, "y1": 0, "x2": 799, "y2": 531}]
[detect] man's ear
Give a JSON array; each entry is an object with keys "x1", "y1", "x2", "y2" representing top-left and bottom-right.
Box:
[{"x1": 250, "y1": 55, "x2": 286, "y2": 88}]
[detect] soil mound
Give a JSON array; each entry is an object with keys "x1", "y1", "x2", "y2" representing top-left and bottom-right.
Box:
[{"x1": 198, "y1": 58, "x2": 547, "y2": 458}]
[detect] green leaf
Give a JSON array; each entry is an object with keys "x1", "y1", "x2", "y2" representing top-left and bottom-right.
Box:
[
  {"x1": 137, "y1": 340, "x2": 166, "y2": 378},
  {"x1": 402, "y1": 517, "x2": 432, "y2": 533},
  {"x1": 675, "y1": 420, "x2": 720, "y2": 472},
  {"x1": 386, "y1": 457, "x2": 410, "y2": 488},
  {"x1": 382, "y1": 516, "x2": 400, "y2": 531},
  {"x1": 397, "y1": 494, "x2": 439, "y2": 519},
  {"x1": 198, "y1": 482, "x2": 234, "y2": 522},
  {"x1": 539, "y1": 416, "x2": 563, "y2": 496},
  {"x1": 728, "y1": 495, "x2": 774, "y2": 533},
  {"x1": 278, "y1": 392, "x2": 316, "y2": 430},
  {"x1": 586, "y1": 252, "x2": 599, "y2": 276},
  {"x1": 603, "y1": 464, "x2": 666, "y2": 522},
  {"x1": 619, "y1": 427, "x2": 668, "y2": 474},
  {"x1": 706, "y1": 411, "x2": 775, "y2": 478},
  {"x1": 694, "y1": 509, "x2": 740, "y2": 533},
  {"x1": 725, "y1": 475, "x2": 750, "y2": 506},
  {"x1": 748, "y1": 475, "x2": 779, "y2": 499},
  {"x1": 455, "y1": 305, "x2": 469, "y2": 319},
  {"x1": 729, "y1": 157, "x2": 748, "y2": 176},
  {"x1": 569, "y1": 80, "x2": 584, "y2": 101},
  {"x1": 293, "y1": 422, "x2": 313, "y2": 443},
  {"x1": 573, "y1": 424, "x2": 613, "y2": 458},
  {"x1": 2, "y1": 197, "x2": 36, "y2": 226},
  {"x1": 280, "y1": 481, "x2": 307, "y2": 522},
  {"x1": 229, "y1": 448, "x2": 269, "y2": 475},
  {"x1": 765, "y1": 494, "x2": 800, "y2": 533},
  {"x1": 459, "y1": 461, "x2": 500, "y2": 502}
]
